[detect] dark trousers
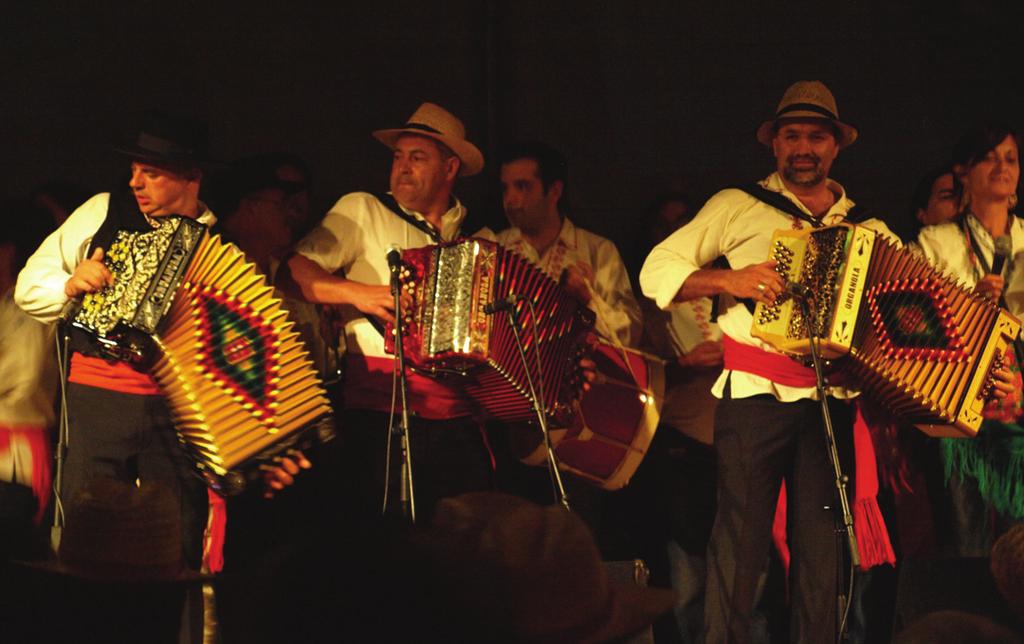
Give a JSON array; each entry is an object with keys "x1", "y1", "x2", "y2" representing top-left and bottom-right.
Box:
[
  {"x1": 62, "y1": 382, "x2": 208, "y2": 643},
  {"x1": 703, "y1": 392, "x2": 852, "y2": 644},
  {"x1": 338, "y1": 408, "x2": 497, "y2": 525},
  {"x1": 63, "y1": 383, "x2": 208, "y2": 565}
]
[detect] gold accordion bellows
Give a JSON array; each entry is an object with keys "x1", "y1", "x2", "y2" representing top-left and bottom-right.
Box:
[
  {"x1": 70, "y1": 216, "x2": 333, "y2": 492},
  {"x1": 751, "y1": 223, "x2": 1020, "y2": 437}
]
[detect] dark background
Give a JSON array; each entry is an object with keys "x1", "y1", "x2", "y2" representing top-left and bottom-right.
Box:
[{"x1": 4, "y1": 0, "x2": 1022, "y2": 256}]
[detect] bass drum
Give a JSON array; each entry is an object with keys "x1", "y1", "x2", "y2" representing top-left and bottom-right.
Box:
[{"x1": 520, "y1": 338, "x2": 664, "y2": 490}]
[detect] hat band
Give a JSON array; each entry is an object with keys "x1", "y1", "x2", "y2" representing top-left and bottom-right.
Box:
[
  {"x1": 775, "y1": 102, "x2": 839, "y2": 121},
  {"x1": 403, "y1": 122, "x2": 444, "y2": 135},
  {"x1": 136, "y1": 133, "x2": 194, "y2": 157}
]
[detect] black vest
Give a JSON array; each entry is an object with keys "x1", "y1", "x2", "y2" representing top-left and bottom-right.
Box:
[{"x1": 87, "y1": 188, "x2": 156, "y2": 256}]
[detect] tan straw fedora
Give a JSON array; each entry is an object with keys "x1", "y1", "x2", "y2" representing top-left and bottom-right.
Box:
[
  {"x1": 756, "y1": 80, "x2": 858, "y2": 148},
  {"x1": 373, "y1": 102, "x2": 485, "y2": 177}
]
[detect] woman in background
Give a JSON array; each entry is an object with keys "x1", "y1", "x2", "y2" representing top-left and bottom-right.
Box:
[{"x1": 914, "y1": 123, "x2": 1023, "y2": 555}]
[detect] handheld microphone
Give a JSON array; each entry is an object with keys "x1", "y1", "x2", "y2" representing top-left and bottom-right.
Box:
[
  {"x1": 484, "y1": 293, "x2": 519, "y2": 315},
  {"x1": 992, "y1": 235, "x2": 1011, "y2": 276},
  {"x1": 784, "y1": 281, "x2": 811, "y2": 299}
]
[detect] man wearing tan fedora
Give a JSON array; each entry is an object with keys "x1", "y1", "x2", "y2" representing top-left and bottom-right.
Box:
[
  {"x1": 285, "y1": 102, "x2": 495, "y2": 521},
  {"x1": 640, "y1": 81, "x2": 897, "y2": 643}
]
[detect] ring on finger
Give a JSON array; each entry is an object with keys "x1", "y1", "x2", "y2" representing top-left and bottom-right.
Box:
[{"x1": 756, "y1": 282, "x2": 766, "y2": 292}]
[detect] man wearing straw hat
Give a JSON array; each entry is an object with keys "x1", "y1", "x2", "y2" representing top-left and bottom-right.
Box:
[
  {"x1": 285, "y1": 102, "x2": 494, "y2": 521},
  {"x1": 640, "y1": 81, "x2": 898, "y2": 643}
]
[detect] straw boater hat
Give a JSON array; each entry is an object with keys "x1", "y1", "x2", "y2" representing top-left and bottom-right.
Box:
[
  {"x1": 373, "y1": 102, "x2": 485, "y2": 177},
  {"x1": 756, "y1": 80, "x2": 859, "y2": 149}
]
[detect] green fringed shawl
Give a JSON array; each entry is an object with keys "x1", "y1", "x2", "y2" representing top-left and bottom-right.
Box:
[{"x1": 941, "y1": 420, "x2": 1024, "y2": 520}]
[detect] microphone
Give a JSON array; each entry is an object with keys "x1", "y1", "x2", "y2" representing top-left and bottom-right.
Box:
[
  {"x1": 992, "y1": 235, "x2": 1011, "y2": 276},
  {"x1": 484, "y1": 293, "x2": 519, "y2": 315},
  {"x1": 386, "y1": 245, "x2": 403, "y2": 276},
  {"x1": 784, "y1": 281, "x2": 811, "y2": 299}
]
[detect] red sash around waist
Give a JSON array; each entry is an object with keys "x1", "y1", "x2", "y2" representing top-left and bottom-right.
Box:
[
  {"x1": 720, "y1": 334, "x2": 896, "y2": 569},
  {"x1": 68, "y1": 352, "x2": 162, "y2": 395},
  {"x1": 721, "y1": 334, "x2": 817, "y2": 388}
]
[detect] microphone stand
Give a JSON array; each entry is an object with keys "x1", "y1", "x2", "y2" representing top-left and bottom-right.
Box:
[
  {"x1": 383, "y1": 262, "x2": 416, "y2": 523},
  {"x1": 793, "y1": 290, "x2": 858, "y2": 642},
  {"x1": 50, "y1": 318, "x2": 74, "y2": 552},
  {"x1": 499, "y1": 296, "x2": 571, "y2": 511}
]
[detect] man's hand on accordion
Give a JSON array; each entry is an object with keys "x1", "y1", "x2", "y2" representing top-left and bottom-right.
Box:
[
  {"x1": 578, "y1": 357, "x2": 598, "y2": 393},
  {"x1": 351, "y1": 282, "x2": 412, "y2": 325},
  {"x1": 990, "y1": 367, "x2": 1017, "y2": 400},
  {"x1": 728, "y1": 260, "x2": 785, "y2": 305},
  {"x1": 974, "y1": 274, "x2": 1006, "y2": 303},
  {"x1": 64, "y1": 247, "x2": 113, "y2": 298},
  {"x1": 261, "y1": 449, "x2": 313, "y2": 499}
]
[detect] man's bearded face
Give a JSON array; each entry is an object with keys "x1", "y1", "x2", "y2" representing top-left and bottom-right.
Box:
[{"x1": 772, "y1": 122, "x2": 839, "y2": 188}]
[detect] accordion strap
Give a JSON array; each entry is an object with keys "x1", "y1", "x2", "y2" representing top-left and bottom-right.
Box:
[
  {"x1": 732, "y1": 183, "x2": 826, "y2": 229},
  {"x1": 374, "y1": 192, "x2": 443, "y2": 243},
  {"x1": 732, "y1": 183, "x2": 875, "y2": 226}
]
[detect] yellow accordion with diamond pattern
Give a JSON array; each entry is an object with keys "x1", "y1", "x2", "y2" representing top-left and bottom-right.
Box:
[{"x1": 71, "y1": 216, "x2": 333, "y2": 492}]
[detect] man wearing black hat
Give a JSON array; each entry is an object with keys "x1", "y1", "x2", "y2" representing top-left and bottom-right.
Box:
[
  {"x1": 14, "y1": 111, "x2": 305, "y2": 641},
  {"x1": 640, "y1": 81, "x2": 897, "y2": 643}
]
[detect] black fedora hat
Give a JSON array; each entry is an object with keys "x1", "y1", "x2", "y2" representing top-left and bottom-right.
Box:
[{"x1": 113, "y1": 109, "x2": 217, "y2": 170}]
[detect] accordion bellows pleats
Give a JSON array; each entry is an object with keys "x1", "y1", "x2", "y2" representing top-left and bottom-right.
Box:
[
  {"x1": 752, "y1": 223, "x2": 1020, "y2": 437},
  {"x1": 71, "y1": 216, "x2": 332, "y2": 492}
]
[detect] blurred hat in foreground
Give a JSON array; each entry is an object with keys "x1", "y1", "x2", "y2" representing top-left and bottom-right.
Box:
[
  {"x1": 426, "y1": 492, "x2": 676, "y2": 644},
  {"x1": 26, "y1": 478, "x2": 206, "y2": 583}
]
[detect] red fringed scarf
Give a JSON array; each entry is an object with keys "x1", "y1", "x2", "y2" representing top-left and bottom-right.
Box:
[
  {"x1": 722, "y1": 335, "x2": 896, "y2": 571},
  {"x1": 203, "y1": 489, "x2": 227, "y2": 573},
  {"x1": 0, "y1": 425, "x2": 51, "y2": 525}
]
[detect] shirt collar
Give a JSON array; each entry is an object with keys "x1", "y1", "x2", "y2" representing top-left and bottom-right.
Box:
[
  {"x1": 198, "y1": 203, "x2": 217, "y2": 227},
  {"x1": 504, "y1": 216, "x2": 576, "y2": 255},
  {"x1": 555, "y1": 216, "x2": 578, "y2": 251},
  {"x1": 762, "y1": 172, "x2": 853, "y2": 220}
]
